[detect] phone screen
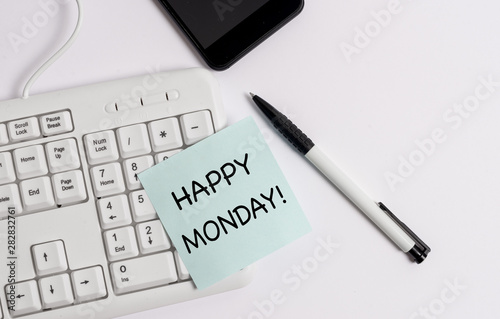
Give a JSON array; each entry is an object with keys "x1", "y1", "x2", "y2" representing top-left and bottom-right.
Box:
[
  {"x1": 158, "y1": 0, "x2": 304, "y2": 70},
  {"x1": 166, "y1": 0, "x2": 269, "y2": 49}
]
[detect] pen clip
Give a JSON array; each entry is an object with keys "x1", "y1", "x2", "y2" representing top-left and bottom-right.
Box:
[{"x1": 378, "y1": 202, "x2": 431, "y2": 264}]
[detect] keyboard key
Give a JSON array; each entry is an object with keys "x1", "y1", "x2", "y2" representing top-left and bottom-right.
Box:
[
  {"x1": 13, "y1": 144, "x2": 48, "y2": 180},
  {"x1": 116, "y1": 124, "x2": 151, "y2": 158},
  {"x1": 0, "y1": 152, "x2": 16, "y2": 184},
  {"x1": 0, "y1": 123, "x2": 8, "y2": 145},
  {"x1": 0, "y1": 184, "x2": 23, "y2": 219},
  {"x1": 32, "y1": 240, "x2": 68, "y2": 276},
  {"x1": 46, "y1": 138, "x2": 80, "y2": 173},
  {"x1": 19, "y1": 176, "x2": 55, "y2": 212},
  {"x1": 123, "y1": 155, "x2": 154, "y2": 190},
  {"x1": 103, "y1": 226, "x2": 139, "y2": 261},
  {"x1": 97, "y1": 194, "x2": 132, "y2": 229},
  {"x1": 174, "y1": 250, "x2": 190, "y2": 280},
  {"x1": 40, "y1": 111, "x2": 73, "y2": 136},
  {"x1": 8, "y1": 117, "x2": 41, "y2": 142},
  {"x1": 155, "y1": 149, "x2": 181, "y2": 163},
  {"x1": 52, "y1": 170, "x2": 87, "y2": 205},
  {"x1": 5, "y1": 280, "x2": 42, "y2": 316},
  {"x1": 39, "y1": 273, "x2": 74, "y2": 309},
  {"x1": 71, "y1": 266, "x2": 107, "y2": 302},
  {"x1": 129, "y1": 190, "x2": 157, "y2": 222},
  {"x1": 91, "y1": 163, "x2": 125, "y2": 198},
  {"x1": 180, "y1": 110, "x2": 214, "y2": 145},
  {"x1": 148, "y1": 118, "x2": 183, "y2": 152},
  {"x1": 110, "y1": 251, "x2": 178, "y2": 294},
  {"x1": 84, "y1": 131, "x2": 119, "y2": 165},
  {"x1": 136, "y1": 220, "x2": 171, "y2": 254}
]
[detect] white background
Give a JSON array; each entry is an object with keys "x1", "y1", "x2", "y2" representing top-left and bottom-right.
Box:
[{"x1": 1, "y1": 0, "x2": 500, "y2": 318}]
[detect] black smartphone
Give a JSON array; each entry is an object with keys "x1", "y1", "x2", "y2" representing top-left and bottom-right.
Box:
[{"x1": 156, "y1": 0, "x2": 304, "y2": 70}]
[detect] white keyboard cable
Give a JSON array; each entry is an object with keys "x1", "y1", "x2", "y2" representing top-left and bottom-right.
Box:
[{"x1": 22, "y1": 0, "x2": 83, "y2": 99}]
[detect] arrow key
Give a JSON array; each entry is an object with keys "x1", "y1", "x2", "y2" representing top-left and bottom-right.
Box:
[
  {"x1": 4, "y1": 280, "x2": 42, "y2": 316},
  {"x1": 71, "y1": 266, "x2": 107, "y2": 302},
  {"x1": 39, "y1": 273, "x2": 74, "y2": 309},
  {"x1": 32, "y1": 240, "x2": 68, "y2": 276}
]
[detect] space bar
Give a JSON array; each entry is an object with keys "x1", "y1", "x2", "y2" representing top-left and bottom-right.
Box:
[{"x1": 110, "y1": 252, "x2": 179, "y2": 294}]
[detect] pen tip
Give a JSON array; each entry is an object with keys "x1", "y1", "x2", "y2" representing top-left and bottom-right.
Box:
[{"x1": 249, "y1": 92, "x2": 255, "y2": 98}]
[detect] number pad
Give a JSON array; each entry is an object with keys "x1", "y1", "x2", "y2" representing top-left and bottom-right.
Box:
[{"x1": 84, "y1": 112, "x2": 216, "y2": 294}]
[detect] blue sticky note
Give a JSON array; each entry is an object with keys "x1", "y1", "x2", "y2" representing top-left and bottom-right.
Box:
[{"x1": 139, "y1": 117, "x2": 311, "y2": 289}]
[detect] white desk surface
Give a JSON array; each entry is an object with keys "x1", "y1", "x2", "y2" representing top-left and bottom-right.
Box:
[{"x1": 2, "y1": 1, "x2": 500, "y2": 318}]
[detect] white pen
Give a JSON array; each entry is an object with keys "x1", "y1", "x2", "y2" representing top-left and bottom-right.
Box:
[{"x1": 250, "y1": 93, "x2": 430, "y2": 263}]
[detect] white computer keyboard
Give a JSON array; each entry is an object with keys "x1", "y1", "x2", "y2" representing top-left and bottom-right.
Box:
[{"x1": 0, "y1": 68, "x2": 253, "y2": 319}]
